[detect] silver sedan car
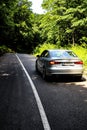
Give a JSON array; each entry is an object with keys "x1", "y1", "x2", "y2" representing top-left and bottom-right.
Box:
[{"x1": 35, "y1": 49, "x2": 83, "y2": 80}]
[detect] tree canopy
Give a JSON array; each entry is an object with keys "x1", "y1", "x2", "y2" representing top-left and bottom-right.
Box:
[
  {"x1": 0, "y1": 0, "x2": 35, "y2": 52},
  {"x1": 41, "y1": 0, "x2": 87, "y2": 46},
  {"x1": 0, "y1": 0, "x2": 87, "y2": 53}
]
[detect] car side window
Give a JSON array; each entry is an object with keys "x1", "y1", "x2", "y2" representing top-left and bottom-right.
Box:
[
  {"x1": 41, "y1": 51, "x2": 49, "y2": 57},
  {"x1": 44, "y1": 52, "x2": 49, "y2": 57}
]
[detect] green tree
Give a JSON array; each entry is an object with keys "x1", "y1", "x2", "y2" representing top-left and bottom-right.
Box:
[
  {"x1": 0, "y1": 0, "x2": 35, "y2": 53},
  {"x1": 41, "y1": 0, "x2": 87, "y2": 46},
  {"x1": 0, "y1": 0, "x2": 18, "y2": 46},
  {"x1": 32, "y1": 14, "x2": 43, "y2": 48},
  {"x1": 13, "y1": 0, "x2": 34, "y2": 52}
]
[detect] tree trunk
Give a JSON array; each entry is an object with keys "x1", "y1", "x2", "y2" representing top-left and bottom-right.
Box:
[{"x1": 72, "y1": 32, "x2": 75, "y2": 46}]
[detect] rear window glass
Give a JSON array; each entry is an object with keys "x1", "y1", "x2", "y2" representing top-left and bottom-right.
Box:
[{"x1": 50, "y1": 51, "x2": 77, "y2": 58}]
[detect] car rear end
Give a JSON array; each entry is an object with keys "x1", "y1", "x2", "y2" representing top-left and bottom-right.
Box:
[{"x1": 45, "y1": 50, "x2": 83, "y2": 77}]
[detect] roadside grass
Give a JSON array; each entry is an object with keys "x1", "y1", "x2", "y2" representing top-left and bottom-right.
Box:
[
  {"x1": 69, "y1": 45, "x2": 87, "y2": 69},
  {"x1": 33, "y1": 43, "x2": 87, "y2": 70},
  {"x1": 68, "y1": 45, "x2": 87, "y2": 75}
]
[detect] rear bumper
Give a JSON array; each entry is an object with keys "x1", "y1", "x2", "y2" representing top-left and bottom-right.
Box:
[{"x1": 46, "y1": 67, "x2": 83, "y2": 76}]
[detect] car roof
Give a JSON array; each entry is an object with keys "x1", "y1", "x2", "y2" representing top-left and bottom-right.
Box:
[{"x1": 46, "y1": 49, "x2": 72, "y2": 52}]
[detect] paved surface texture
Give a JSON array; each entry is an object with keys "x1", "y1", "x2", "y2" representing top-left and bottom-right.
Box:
[
  {"x1": 0, "y1": 53, "x2": 87, "y2": 130},
  {"x1": 0, "y1": 54, "x2": 43, "y2": 130}
]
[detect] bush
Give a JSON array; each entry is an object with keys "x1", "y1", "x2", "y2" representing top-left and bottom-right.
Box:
[
  {"x1": 0, "y1": 45, "x2": 13, "y2": 55},
  {"x1": 69, "y1": 45, "x2": 87, "y2": 67},
  {"x1": 34, "y1": 43, "x2": 58, "y2": 56}
]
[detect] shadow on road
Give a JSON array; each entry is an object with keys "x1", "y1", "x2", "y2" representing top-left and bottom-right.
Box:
[
  {"x1": 34, "y1": 70, "x2": 86, "y2": 83},
  {"x1": 47, "y1": 75, "x2": 86, "y2": 83}
]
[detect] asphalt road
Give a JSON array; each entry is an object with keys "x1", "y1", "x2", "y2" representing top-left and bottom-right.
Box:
[{"x1": 0, "y1": 53, "x2": 87, "y2": 130}]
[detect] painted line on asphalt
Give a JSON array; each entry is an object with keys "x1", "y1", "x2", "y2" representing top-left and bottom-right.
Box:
[{"x1": 15, "y1": 54, "x2": 51, "y2": 130}]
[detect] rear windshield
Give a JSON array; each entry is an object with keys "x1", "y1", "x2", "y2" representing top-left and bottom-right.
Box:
[{"x1": 50, "y1": 51, "x2": 77, "y2": 58}]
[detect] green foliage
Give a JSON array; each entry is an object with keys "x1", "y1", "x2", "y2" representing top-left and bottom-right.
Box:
[
  {"x1": 69, "y1": 44, "x2": 87, "y2": 67},
  {"x1": 12, "y1": 0, "x2": 34, "y2": 52},
  {"x1": 0, "y1": 45, "x2": 13, "y2": 55},
  {"x1": 41, "y1": 0, "x2": 87, "y2": 46},
  {"x1": 33, "y1": 43, "x2": 57, "y2": 55},
  {"x1": 1, "y1": 0, "x2": 87, "y2": 55},
  {"x1": 0, "y1": 0, "x2": 34, "y2": 52}
]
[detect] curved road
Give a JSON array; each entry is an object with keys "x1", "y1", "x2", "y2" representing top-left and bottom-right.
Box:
[{"x1": 0, "y1": 53, "x2": 87, "y2": 130}]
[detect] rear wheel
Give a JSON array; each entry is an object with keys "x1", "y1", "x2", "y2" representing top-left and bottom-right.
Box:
[
  {"x1": 42, "y1": 68, "x2": 48, "y2": 80},
  {"x1": 35, "y1": 62, "x2": 39, "y2": 72},
  {"x1": 77, "y1": 75, "x2": 82, "y2": 81}
]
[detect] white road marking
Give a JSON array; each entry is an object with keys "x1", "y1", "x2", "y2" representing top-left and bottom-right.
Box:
[{"x1": 15, "y1": 54, "x2": 51, "y2": 130}]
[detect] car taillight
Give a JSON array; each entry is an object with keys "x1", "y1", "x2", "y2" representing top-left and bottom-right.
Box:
[
  {"x1": 74, "y1": 61, "x2": 83, "y2": 65},
  {"x1": 49, "y1": 60, "x2": 60, "y2": 65}
]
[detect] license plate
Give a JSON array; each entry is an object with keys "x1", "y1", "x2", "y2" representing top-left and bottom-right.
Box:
[{"x1": 62, "y1": 62, "x2": 74, "y2": 66}]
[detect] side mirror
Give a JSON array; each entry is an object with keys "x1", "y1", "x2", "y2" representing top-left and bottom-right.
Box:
[{"x1": 36, "y1": 55, "x2": 40, "y2": 57}]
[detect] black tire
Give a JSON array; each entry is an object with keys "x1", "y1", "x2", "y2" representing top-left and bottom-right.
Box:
[
  {"x1": 42, "y1": 68, "x2": 48, "y2": 80},
  {"x1": 77, "y1": 75, "x2": 82, "y2": 81},
  {"x1": 35, "y1": 62, "x2": 39, "y2": 72}
]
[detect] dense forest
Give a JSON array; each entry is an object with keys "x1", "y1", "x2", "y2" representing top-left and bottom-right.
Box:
[{"x1": 0, "y1": 0, "x2": 87, "y2": 53}]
